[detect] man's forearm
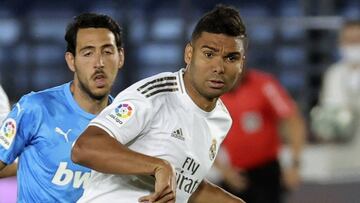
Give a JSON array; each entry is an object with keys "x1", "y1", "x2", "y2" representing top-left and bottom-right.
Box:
[
  {"x1": 189, "y1": 180, "x2": 245, "y2": 203},
  {"x1": 288, "y1": 111, "x2": 305, "y2": 167},
  {"x1": 72, "y1": 126, "x2": 177, "y2": 202},
  {"x1": 0, "y1": 162, "x2": 17, "y2": 178},
  {"x1": 71, "y1": 126, "x2": 170, "y2": 176}
]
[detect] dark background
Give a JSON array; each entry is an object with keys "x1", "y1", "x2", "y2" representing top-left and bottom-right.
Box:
[{"x1": 0, "y1": 0, "x2": 359, "y2": 137}]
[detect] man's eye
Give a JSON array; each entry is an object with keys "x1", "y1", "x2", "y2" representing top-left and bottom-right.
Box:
[
  {"x1": 226, "y1": 55, "x2": 240, "y2": 62},
  {"x1": 104, "y1": 50, "x2": 114, "y2": 55},
  {"x1": 83, "y1": 52, "x2": 92, "y2": 57},
  {"x1": 204, "y1": 52, "x2": 213, "y2": 58}
]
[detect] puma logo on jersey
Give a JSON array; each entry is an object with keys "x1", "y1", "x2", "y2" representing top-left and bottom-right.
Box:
[
  {"x1": 55, "y1": 127, "x2": 71, "y2": 142},
  {"x1": 171, "y1": 128, "x2": 185, "y2": 141},
  {"x1": 52, "y1": 162, "x2": 90, "y2": 189}
]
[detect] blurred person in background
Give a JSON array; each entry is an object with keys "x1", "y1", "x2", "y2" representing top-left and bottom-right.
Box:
[
  {"x1": 0, "y1": 84, "x2": 17, "y2": 203},
  {"x1": 308, "y1": 20, "x2": 360, "y2": 185},
  {"x1": 312, "y1": 20, "x2": 360, "y2": 142},
  {"x1": 0, "y1": 13, "x2": 124, "y2": 202},
  {"x1": 0, "y1": 84, "x2": 16, "y2": 178},
  {"x1": 0, "y1": 84, "x2": 10, "y2": 123},
  {"x1": 72, "y1": 5, "x2": 246, "y2": 203},
  {"x1": 214, "y1": 68, "x2": 306, "y2": 203},
  {"x1": 321, "y1": 20, "x2": 360, "y2": 111}
]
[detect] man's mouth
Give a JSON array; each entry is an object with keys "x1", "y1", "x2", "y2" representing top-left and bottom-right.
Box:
[
  {"x1": 208, "y1": 79, "x2": 225, "y2": 89},
  {"x1": 94, "y1": 73, "x2": 106, "y2": 87}
]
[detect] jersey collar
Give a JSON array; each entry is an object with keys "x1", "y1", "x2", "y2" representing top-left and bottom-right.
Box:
[{"x1": 63, "y1": 82, "x2": 107, "y2": 120}]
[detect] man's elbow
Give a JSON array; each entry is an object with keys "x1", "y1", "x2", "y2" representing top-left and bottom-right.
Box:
[
  {"x1": 0, "y1": 162, "x2": 17, "y2": 178},
  {"x1": 71, "y1": 140, "x2": 86, "y2": 165}
]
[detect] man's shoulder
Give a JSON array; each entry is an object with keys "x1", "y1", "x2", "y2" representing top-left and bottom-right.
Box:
[
  {"x1": 134, "y1": 71, "x2": 178, "y2": 88},
  {"x1": 18, "y1": 83, "x2": 67, "y2": 109},
  {"x1": 248, "y1": 69, "x2": 277, "y2": 83},
  {"x1": 126, "y1": 71, "x2": 180, "y2": 100},
  {"x1": 325, "y1": 62, "x2": 347, "y2": 75}
]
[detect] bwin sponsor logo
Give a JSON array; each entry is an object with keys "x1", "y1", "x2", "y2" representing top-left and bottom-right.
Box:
[{"x1": 52, "y1": 162, "x2": 90, "y2": 189}]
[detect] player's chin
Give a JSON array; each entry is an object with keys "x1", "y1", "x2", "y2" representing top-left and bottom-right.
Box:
[
  {"x1": 91, "y1": 87, "x2": 110, "y2": 99},
  {"x1": 206, "y1": 89, "x2": 226, "y2": 99}
]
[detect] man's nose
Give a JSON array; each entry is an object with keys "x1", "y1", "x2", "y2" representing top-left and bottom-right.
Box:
[
  {"x1": 213, "y1": 58, "x2": 225, "y2": 73},
  {"x1": 94, "y1": 53, "x2": 104, "y2": 68}
]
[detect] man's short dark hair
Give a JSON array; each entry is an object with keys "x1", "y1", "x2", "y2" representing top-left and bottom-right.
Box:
[
  {"x1": 191, "y1": 4, "x2": 247, "y2": 42},
  {"x1": 65, "y1": 13, "x2": 123, "y2": 55},
  {"x1": 343, "y1": 19, "x2": 360, "y2": 29}
]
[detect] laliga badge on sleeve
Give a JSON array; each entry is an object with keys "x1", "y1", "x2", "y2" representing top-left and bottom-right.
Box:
[
  {"x1": 106, "y1": 102, "x2": 135, "y2": 127},
  {"x1": 0, "y1": 118, "x2": 17, "y2": 149}
]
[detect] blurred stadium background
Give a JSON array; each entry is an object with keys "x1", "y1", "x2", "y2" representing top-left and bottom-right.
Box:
[{"x1": 0, "y1": 0, "x2": 359, "y2": 202}]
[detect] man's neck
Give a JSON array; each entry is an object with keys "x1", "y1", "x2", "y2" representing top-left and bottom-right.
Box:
[
  {"x1": 183, "y1": 73, "x2": 217, "y2": 112},
  {"x1": 70, "y1": 82, "x2": 109, "y2": 115}
]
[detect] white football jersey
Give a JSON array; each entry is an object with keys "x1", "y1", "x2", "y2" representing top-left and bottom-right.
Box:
[
  {"x1": 0, "y1": 85, "x2": 10, "y2": 123},
  {"x1": 77, "y1": 69, "x2": 232, "y2": 203},
  {"x1": 321, "y1": 61, "x2": 360, "y2": 110}
]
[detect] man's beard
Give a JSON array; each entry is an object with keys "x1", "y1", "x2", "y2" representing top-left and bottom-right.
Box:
[{"x1": 78, "y1": 80, "x2": 107, "y2": 101}]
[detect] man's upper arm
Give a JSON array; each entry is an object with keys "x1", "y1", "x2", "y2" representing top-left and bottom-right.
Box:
[
  {"x1": 71, "y1": 125, "x2": 115, "y2": 165},
  {"x1": 0, "y1": 95, "x2": 38, "y2": 165}
]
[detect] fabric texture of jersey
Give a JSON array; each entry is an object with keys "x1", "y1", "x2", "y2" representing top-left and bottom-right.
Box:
[
  {"x1": 0, "y1": 82, "x2": 95, "y2": 203},
  {"x1": 77, "y1": 69, "x2": 232, "y2": 203},
  {"x1": 0, "y1": 85, "x2": 10, "y2": 123},
  {"x1": 320, "y1": 61, "x2": 360, "y2": 110},
  {"x1": 221, "y1": 69, "x2": 295, "y2": 169}
]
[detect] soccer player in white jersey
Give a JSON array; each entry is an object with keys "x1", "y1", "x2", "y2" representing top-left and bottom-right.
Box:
[
  {"x1": 0, "y1": 85, "x2": 10, "y2": 123},
  {"x1": 0, "y1": 13, "x2": 124, "y2": 202},
  {"x1": 72, "y1": 5, "x2": 247, "y2": 203}
]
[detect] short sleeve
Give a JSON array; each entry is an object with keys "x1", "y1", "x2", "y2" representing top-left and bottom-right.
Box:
[
  {"x1": 89, "y1": 90, "x2": 154, "y2": 145},
  {"x1": 262, "y1": 77, "x2": 296, "y2": 118},
  {"x1": 0, "y1": 94, "x2": 41, "y2": 164}
]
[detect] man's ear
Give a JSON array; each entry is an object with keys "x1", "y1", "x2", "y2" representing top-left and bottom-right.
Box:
[
  {"x1": 65, "y1": 52, "x2": 75, "y2": 72},
  {"x1": 240, "y1": 55, "x2": 246, "y2": 74},
  {"x1": 118, "y1": 48, "x2": 125, "y2": 70},
  {"x1": 184, "y1": 43, "x2": 193, "y2": 65}
]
